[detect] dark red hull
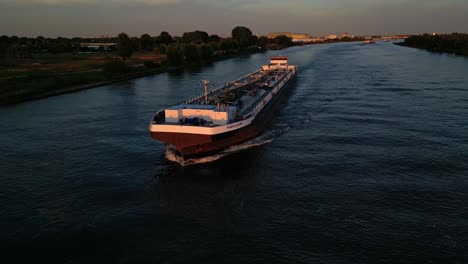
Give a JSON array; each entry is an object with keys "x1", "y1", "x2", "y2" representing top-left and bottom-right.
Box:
[{"x1": 151, "y1": 72, "x2": 297, "y2": 158}]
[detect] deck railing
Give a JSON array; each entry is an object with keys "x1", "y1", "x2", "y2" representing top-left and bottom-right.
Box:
[
  {"x1": 241, "y1": 69, "x2": 295, "y2": 119},
  {"x1": 178, "y1": 69, "x2": 265, "y2": 105}
]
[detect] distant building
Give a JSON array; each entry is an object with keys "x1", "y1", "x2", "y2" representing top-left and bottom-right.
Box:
[
  {"x1": 326, "y1": 35, "x2": 338, "y2": 40},
  {"x1": 80, "y1": 43, "x2": 116, "y2": 51},
  {"x1": 289, "y1": 33, "x2": 313, "y2": 43},
  {"x1": 309, "y1": 37, "x2": 325, "y2": 42},
  {"x1": 214, "y1": 50, "x2": 226, "y2": 55},
  {"x1": 382, "y1": 35, "x2": 409, "y2": 39},
  {"x1": 267, "y1": 32, "x2": 315, "y2": 43},
  {"x1": 267, "y1": 32, "x2": 293, "y2": 39}
]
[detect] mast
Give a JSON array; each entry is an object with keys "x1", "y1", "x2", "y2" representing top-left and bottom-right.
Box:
[{"x1": 203, "y1": 80, "x2": 210, "y2": 104}]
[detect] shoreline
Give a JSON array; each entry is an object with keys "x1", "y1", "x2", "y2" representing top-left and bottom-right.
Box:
[
  {"x1": 1, "y1": 40, "x2": 364, "y2": 106},
  {"x1": 2, "y1": 68, "x2": 166, "y2": 106},
  {"x1": 395, "y1": 42, "x2": 468, "y2": 57},
  {"x1": 0, "y1": 49, "x2": 266, "y2": 106}
]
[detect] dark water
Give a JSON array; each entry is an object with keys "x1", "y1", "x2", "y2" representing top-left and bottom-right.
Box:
[{"x1": 1, "y1": 42, "x2": 468, "y2": 263}]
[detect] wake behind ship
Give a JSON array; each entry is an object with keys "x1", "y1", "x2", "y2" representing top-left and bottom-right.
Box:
[{"x1": 149, "y1": 56, "x2": 297, "y2": 158}]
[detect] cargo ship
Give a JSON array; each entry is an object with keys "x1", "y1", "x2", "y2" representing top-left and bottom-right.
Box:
[{"x1": 149, "y1": 56, "x2": 297, "y2": 158}]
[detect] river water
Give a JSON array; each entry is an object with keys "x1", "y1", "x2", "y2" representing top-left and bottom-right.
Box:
[{"x1": 1, "y1": 42, "x2": 467, "y2": 263}]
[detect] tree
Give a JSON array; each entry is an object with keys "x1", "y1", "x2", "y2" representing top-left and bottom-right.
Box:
[
  {"x1": 4, "y1": 44, "x2": 31, "y2": 65},
  {"x1": 250, "y1": 35, "x2": 259, "y2": 46},
  {"x1": 232, "y1": 26, "x2": 253, "y2": 49},
  {"x1": 198, "y1": 44, "x2": 214, "y2": 60},
  {"x1": 341, "y1": 36, "x2": 351, "y2": 42},
  {"x1": 258, "y1": 36, "x2": 269, "y2": 50},
  {"x1": 172, "y1": 36, "x2": 182, "y2": 43},
  {"x1": 209, "y1": 41, "x2": 220, "y2": 51},
  {"x1": 273, "y1": 35, "x2": 293, "y2": 47},
  {"x1": 18, "y1": 37, "x2": 28, "y2": 45},
  {"x1": 160, "y1": 31, "x2": 172, "y2": 44},
  {"x1": 117, "y1": 33, "x2": 133, "y2": 60},
  {"x1": 229, "y1": 39, "x2": 239, "y2": 50},
  {"x1": 167, "y1": 43, "x2": 184, "y2": 66},
  {"x1": 153, "y1": 36, "x2": 161, "y2": 45},
  {"x1": 5, "y1": 44, "x2": 19, "y2": 65},
  {"x1": 47, "y1": 41, "x2": 65, "y2": 53},
  {"x1": 184, "y1": 43, "x2": 200, "y2": 62},
  {"x1": 130, "y1": 37, "x2": 140, "y2": 51},
  {"x1": 140, "y1": 34, "x2": 154, "y2": 51},
  {"x1": 209, "y1": 34, "x2": 221, "y2": 43},
  {"x1": 0, "y1": 35, "x2": 9, "y2": 55},
  {"x1": 9, "y1": 36, "x2": 19, "y2": 43},
  {"x1": 402, "y1": 33, "x2": 468, "y2": 55},
  {"x1": 104, "y1": 60, "x2": 129, "y2": 77},
  {"x1": 159, "y1": 44, "x2": 167, "y2": 54},
  {"x1": 220, "y1": 39, "x2": 230, "y2": 50},
  {"x1": 182, "y1": 30, "x2": 209, "y2": 43},
  {"x1": 220, "y1": 38, "x2": 239, "y2": 51},
  {"x1": 35, "y1": 36, "x2": 46, "y2": 51}
]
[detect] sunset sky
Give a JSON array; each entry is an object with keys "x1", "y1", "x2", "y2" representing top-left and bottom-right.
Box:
[{"x1": 1, "y1": 0, "x2": 467, "y2": 37}]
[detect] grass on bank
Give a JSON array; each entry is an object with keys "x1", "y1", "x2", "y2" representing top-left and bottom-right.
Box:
[
  {"x1": 0, "y1": 47, "x2": 270, "y2": 105},
  {"x1": 0, "y1": 52, "x2": 167, "y2": 105}
]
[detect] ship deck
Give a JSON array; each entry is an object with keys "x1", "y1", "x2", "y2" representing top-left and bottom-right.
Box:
[{"x1": 153, "y1": 68, "x2": 292, "y2": 127}]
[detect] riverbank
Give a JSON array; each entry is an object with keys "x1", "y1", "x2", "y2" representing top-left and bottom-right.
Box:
[
  {"x1": 0, "y1": 49, "x2": 264, "y2": 106},
  {"x1": 395, "y1": 33, "x2": 468, "y2": 56},
  {"x1": 395, "y1": 42, "x2": 468, "y2": 56},
  {"x1": 0, "y1": 40, "x2": 366, "y2": 106},
  {"x1": 0, "y1": 66, "x2": 169, "y2": 105}
]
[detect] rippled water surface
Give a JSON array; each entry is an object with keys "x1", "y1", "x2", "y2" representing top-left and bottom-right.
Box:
[{"x1": 1, "y1": 42, "x2": 468, "y2": 263}]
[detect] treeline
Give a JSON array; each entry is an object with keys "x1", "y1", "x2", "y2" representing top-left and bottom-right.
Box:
[
  {"x1": 399, "y1": 33, "x2": 468, "y2": 56},
  {"x1": 1, "y1": 26, "x2": 298, "y2": 66},
  {"x1": 115, "y1": 26, "x2": 269, "y2": 66}
]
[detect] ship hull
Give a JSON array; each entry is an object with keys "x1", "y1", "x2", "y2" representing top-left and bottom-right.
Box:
[{"x1": 151, "y1": 71, "x2": 297, "y2": 158}]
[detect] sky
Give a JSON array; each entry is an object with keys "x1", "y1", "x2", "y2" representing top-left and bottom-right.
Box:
[{"x1": 0, "y1": 0, "x2": 467, "y2": 38}]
